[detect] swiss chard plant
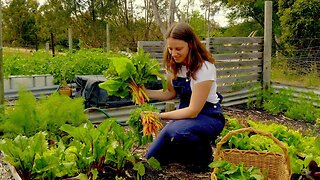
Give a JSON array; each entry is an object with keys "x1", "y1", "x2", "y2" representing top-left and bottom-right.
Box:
[
  {"x1": 99, "y1": 50, "x2": 167, "y2": 105},
  {"x1": 0, "y1": 132, "x2": 79, "y2": 179},
  {"x1": 60, "y1": 120, "x2": 116, "y2": 179},
  {"x1": 0, "y1": 118, "x2": 161, "y2": 180},
  {"x1": 60, "y1": 118, "x2": 161, "y2": 179},
  {"x1": 0, "y1": 132, "x2": 48, "y2": 179}
]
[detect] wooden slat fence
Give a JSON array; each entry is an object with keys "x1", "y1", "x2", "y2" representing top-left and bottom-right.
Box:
[{"x1": 137, "y1": 37, "x2": 264, "y2": 106}]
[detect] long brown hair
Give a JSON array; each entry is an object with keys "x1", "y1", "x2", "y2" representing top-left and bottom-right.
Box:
[{"x1": 163, "y1": 22, "x2": 215, "y2": 80}]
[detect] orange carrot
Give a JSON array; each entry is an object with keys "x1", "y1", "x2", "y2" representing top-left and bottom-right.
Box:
[{"x1": 141, "y1": 112, "x2": 163, "y2": 136}]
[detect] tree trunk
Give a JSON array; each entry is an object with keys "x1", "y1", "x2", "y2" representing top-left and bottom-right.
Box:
[
  {"x1": 51, "y1": 32, "x2": 55, "y2": 57},
  {"x1": 124, "y1": 0, "x2": 129, "y2": 25},
  {"x1": 168, "y1": 0, "x2": 175, "y2": 27},
  {"x1": 91, "y1": 0, "x2": 95, "y2": 21},
  {"x1": 150, "y1": 0, "x2": 167, "y2": 37}
]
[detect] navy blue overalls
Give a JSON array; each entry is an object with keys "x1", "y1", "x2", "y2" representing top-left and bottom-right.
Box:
[{"x1": 146, "y1": 77, "x2": 225, "y2": 167}]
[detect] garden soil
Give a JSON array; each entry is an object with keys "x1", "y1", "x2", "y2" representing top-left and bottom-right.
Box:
[{"x1": 0, "y1": 105, "x2": 318, "y2": 180}]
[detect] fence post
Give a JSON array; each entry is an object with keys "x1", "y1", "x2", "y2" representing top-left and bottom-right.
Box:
[
  {"x1": 45, "y1": 42, "x2": 49, "y2": 52},
  {"x1": 106, "y1": 24, "x2": 110, "y2": 52},
  {"x1": 263, "y1": 1, "x2": 272, "y2": 90},
  {"x1": 0, "y1": 0, "x2": 3, "y2": 113},
  {"x1": 137, "y1": 41, "x2": 141, "y2": 51},
  {"x1": 51, "y1": 32, "x2": 55, "y2": 57},
  {"x1": 206, "y1": 37, "x2": 210, "y2": 52},
  {"x1": 68, "y1": 28, "x2": 72, "y2": 52}
]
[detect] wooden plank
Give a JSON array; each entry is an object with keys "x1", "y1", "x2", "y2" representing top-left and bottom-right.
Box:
[
  {"x1": 223, "y1": 91, "x2": 256, "y2": 103},
  {"x1": 215, "y1": 59, "x2": 262, "y2": 69},
  {"x1": 149, "y1": 52, "x2": 163, "y2": 58},
  {"x1": 209, "y1": 37, "x2": 263, "y2": 45},
  {"x1": 140, "y1": 46, "x2": 164, "y2": 52},
  {"x1": 223, "y1": 88, "x2": 253, "y2": 97},
  {"x1": 222, "y1": 98, "x2": 254, "y2": 107},
  {"x1": 217, "y1": 67, "x2": 262, "y2": 76},
  {"x1": 138, "y1": 41, "x2": 164, "y2": 47},
  {"x1": 213, "y1": 52, "x2": 263, "y2": 61},
  {"x1": 205, "y1": 38, "x2": 210, "y2": 51},
  {"x1": 218, "y1": 82, "x2": 260, "y2": 93},
  {"x1": 210, "y1": 44, "x2": 263, "y2": 53},
  {"x1": 263, "y1": 1, "x2": 272, "y2": 89},
  {"x1": 218, "y1": 74, "x2": 261, "y2": 84},
  {"x1": 222, "y1": 87, "x2": 261, "y2": 98}
]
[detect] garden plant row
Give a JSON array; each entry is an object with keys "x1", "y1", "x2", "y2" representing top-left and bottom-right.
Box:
[
  {"x1": 1, "y1": 90, "x2": 320, "y2": 179},
  {"x1": 3, "y1": 49, "x2": 121, "y2": 84},
  {"x1": 1, "y1": 49, "x2": 320, "y2": 179}
]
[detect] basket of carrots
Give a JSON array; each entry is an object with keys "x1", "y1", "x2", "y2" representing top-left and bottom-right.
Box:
[{"x1": 211, "y1": 127, "x2": 291, "y2": 180}]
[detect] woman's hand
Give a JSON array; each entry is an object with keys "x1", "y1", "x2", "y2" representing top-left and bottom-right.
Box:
[
  {"x1": 144, "y1": 76, "x2": 177, "y2": 101},
  {"x1": 140, "y1": 111, "x2": 161, "y2": 121}
]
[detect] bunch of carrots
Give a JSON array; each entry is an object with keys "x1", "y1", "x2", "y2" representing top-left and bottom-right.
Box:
[{"x1": 141, "y1": 111, "x2": 163, "y2": 136}]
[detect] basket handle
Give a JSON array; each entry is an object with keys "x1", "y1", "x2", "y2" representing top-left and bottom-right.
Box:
[{"x1": 214, "y1": 127, "x2": 291, "y2": 175}]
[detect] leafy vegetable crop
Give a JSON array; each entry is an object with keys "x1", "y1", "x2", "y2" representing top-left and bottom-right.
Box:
[
  {"x1": 210, "y1": 161, "x2": 265, "y2": 180},
  {"x1": 3, "y1": 48, "x2": 117, "y2": 84},
  {"x1": 99, "y1": 50, "x2": 166, "y2": 105},
  {"x1": 218, "y1": 118, "x2": 320, "y2": 175}
]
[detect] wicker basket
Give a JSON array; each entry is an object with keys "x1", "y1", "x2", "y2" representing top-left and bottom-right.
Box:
[{"x1": 211, "y1": 127, "x2": 291, "y2": 180}]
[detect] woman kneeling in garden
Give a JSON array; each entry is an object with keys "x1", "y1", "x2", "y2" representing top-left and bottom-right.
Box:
[{"x1": 142, "y1": 22, "x2": 226, "y2": 172}]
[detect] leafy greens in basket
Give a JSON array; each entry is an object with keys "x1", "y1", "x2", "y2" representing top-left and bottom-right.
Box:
[{"x1": 99, "y1": 50, "x2": 167, "y2": 105}]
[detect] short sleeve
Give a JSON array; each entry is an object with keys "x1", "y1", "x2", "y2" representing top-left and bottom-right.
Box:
[{"x1": 193, "y1": 61, "x2": 216, "y2": 84}]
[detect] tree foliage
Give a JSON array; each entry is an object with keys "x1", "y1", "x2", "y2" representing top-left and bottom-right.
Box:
[
  {"x1": 221, "y1": 21, "x2": 263, "y2": 37},
  {"x1": 218, "y1": 0, "x2": 319, "y2": 51},
  {"x1": 1, "y1": 0, "x2": 318, "y2": 52},
  {"x1": 2, "y1": 0, "x2": 39, "y2": 47},
  {"x1": 2, "y1": 0, "x2": 161, "y2": 50},
  {"x1": 277, "y1": 0, "x2": 320, "y2": 49},
  {"x1": 188, "y1": 11, "x2": 220, "y2": 38}
]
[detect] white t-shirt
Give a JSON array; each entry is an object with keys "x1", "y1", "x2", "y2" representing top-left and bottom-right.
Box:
[{"x1": 177, "y1": 61, "x2": 219, "y2": 104}]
